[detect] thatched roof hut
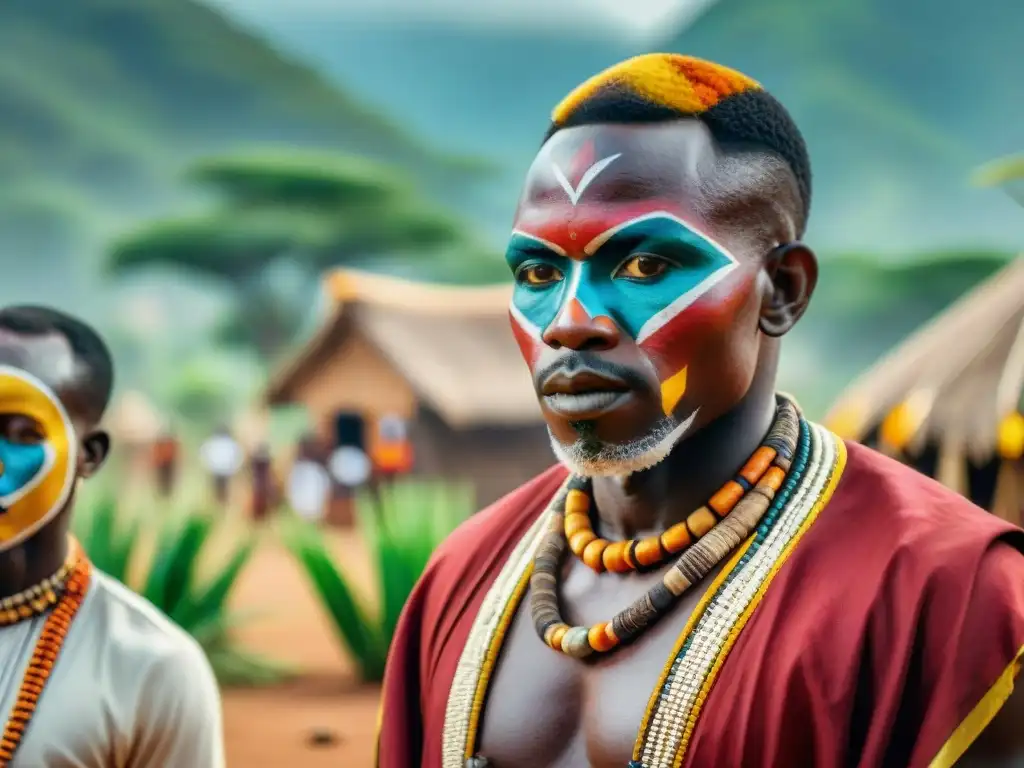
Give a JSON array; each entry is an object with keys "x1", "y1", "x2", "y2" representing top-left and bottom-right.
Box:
[
  {"x1": 824, "y1": 256, "x2": 1024, "y2": 522},
  {"x1": 265, "y1": 268, "x2": 551, "y2": 508}
]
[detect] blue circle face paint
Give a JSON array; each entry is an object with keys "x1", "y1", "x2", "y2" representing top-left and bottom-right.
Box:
[{"x1": 0, "y1": 366, "x2": 78, "y2": 551}]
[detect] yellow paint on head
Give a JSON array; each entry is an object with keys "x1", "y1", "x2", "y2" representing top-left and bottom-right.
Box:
[
  {"x1": 660, "y1": 366, "x2": 688, "y2": 416},
  {"x1": 552, "y1": 54, "x2": 761, "y2": 126}
]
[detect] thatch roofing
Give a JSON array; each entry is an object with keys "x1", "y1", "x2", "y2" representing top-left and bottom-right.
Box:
[
  {"x1": 825, "y1": 255, "x2": 1024, "y2": 461},
  {"x1": 265, "y1": 268, "x2": 542, "y2": 429}
]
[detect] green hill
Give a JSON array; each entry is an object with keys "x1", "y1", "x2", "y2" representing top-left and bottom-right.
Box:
[
  {"x1": 0, "y1": 0, "x2": 473, "y2": 284},
  {"x1": 660, "y1": 0, "x2": 1023, "y2": 253}
]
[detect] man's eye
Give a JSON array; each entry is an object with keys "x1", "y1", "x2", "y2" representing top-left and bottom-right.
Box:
[
  {"x1": 615, "y1": 255, "x2": 670, "y2": 281},
  {"x1": 0, "y1": 415, "x2": 44, "y2": 444},
  {"x1": 517, "y1": 263, "x2": 564, "y2": 286}
]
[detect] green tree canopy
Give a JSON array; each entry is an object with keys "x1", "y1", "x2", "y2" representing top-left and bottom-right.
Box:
[
  {"x1": 104, "y1": 149, "x2": 494, "y2": 360},
  {"x1": 185, "y1": 151, "x2": 413, "y2": 210}
]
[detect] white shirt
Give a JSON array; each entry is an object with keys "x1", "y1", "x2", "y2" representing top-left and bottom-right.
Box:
[
  {"x1": 199, "y1": 435, "x2": 243, "y2": 478},
  {"x1": 287, "y1": 460, "x2": 331, "y2": 521},
  {"x1": 0, "y1": 570, "x2": 225, "y2": 767}
]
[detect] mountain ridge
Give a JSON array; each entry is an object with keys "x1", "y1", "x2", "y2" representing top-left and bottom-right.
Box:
[{"x1": 210, "y1": 2, "x2": 1024, "y2": 253}]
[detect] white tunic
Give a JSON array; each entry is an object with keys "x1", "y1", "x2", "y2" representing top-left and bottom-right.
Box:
[{"x1": 0, "y1": 570, "x2": 225, "y2": 767}]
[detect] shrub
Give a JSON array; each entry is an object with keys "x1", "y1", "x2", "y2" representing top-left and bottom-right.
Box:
[
  {"x1": 73, "y1": 492, "x2": 290, "y2": 686},
  {"x1": 280, "y1": 478, "x2": 472, "y2": 681}
]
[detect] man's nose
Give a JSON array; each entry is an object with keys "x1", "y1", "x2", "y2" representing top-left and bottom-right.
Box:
[{"x1": 542, "y1": 299, "x2": 621, "y2": 351}]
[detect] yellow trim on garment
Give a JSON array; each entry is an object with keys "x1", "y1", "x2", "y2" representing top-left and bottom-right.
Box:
[
  {"x1": 928, "y1": 644, "x2": 1024, "y2": 768},
  {"x1": 464, "y1": 562, "x2": 535, "y2": 759},
  {"x1": 373, "y1": 695, "x2": 383, "y2": 766},
  {"x1": 673, "y1": 434, "x2": 848, "y2": 765},
  {"x1": 632, "y1": 534, "x2": 756, "y2": 761}
]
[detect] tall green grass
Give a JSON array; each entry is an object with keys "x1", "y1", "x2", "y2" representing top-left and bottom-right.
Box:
[
  {"x1": 280, "y1": 479, "x2": 472, "y2": 681},
  {"x1": 73, "y1": 493, "x2": 290, "y2": 687}
]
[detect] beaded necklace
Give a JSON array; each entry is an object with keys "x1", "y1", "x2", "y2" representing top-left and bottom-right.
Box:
[
  {"x1": 0, "y1": 539, "x2": 91, "y2": 768},
  {"x1": 0, "y1": 548, "x2": 78, "y2": 626},
  {"x1": 564, "y1": 410, "x2": 795, "y2": 574},
  {"x1": 442, "y1": 419, "x2": 847, "y2": 768},
  {"x1": 530, "y1": 398, "x2": 800, "y2": 658}
]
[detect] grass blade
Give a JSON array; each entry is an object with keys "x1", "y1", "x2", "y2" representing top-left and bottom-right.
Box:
[
  {"x1": 279, "y1": 516, "x2": 378, "y2": 677},
  {"x1": 142, "y1": 512, "x2": 213, "y2": 615}
]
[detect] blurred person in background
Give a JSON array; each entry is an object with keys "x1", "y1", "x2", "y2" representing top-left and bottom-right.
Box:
[
  {"x1": 286, "y1": 435, "x2": 331, "y2": 523},
  {"x1": 248, "y1": 441, "x2": 276, "y2": 522},
  {"x1": 377, "y1": 55, "x2": 1024, "y2": 768},
  {"x1": 199, "y1": 424, "x2": 243, "y2": 505},
  {"x1": 0, "y1": 306, "x2": 224, "y2": 767},
  {"x1": 150, "y1": 428, "x2": 179, "y2": 498},
  {"x1": 372, "y1": 413, "x2": 414, "y2": 480}
]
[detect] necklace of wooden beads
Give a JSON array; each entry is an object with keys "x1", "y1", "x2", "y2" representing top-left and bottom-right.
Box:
[
  {"x1": 530, "y1": 397, "x2": 802, "y2": 658},
  {"x1": 0, "y1": 548, "x2": 78, "y2": 627},
  {"x1": 564, "y1": 415, "x2": 792, "y2": 574},
  {"x1": 0, "y1": 540, "x2": 91, "y2": 767}
]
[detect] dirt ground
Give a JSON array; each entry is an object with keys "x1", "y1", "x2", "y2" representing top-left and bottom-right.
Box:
[{"x1": 223, "y1": 528, "x2": 381, "y2": 767}]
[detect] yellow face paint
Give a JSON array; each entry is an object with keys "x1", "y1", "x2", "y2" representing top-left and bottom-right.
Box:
[
  {"x1": 660, "y1": 366, "x2": 688, "y2": 416},
  {"x1": 0, "y1": 366, "x2": 78, "y2": 552}
]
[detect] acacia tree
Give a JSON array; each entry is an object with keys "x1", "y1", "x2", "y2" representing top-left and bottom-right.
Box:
[{"x1": 107, "y1": 151, "x2": 488, "y2": 360}]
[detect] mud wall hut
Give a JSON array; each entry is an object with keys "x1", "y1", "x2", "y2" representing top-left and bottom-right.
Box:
[{"x1": 265, "y1": 269, "x2": 553, "y2": 510}]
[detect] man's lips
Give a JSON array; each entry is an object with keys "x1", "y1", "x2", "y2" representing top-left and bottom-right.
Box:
[
  {"x1": 540, "y1": 370, "x2": 632, "y2": 419},
  {"x1": 541, "y1": 370, "x2": 630, "y2": 396}
]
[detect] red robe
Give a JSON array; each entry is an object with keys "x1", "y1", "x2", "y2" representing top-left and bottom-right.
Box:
[{"x1": 378, "y1": 442, "x2": 1024, "y2": 767}]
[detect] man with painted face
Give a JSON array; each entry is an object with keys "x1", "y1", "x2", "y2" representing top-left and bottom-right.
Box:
[
  {"x1": 377, "y1": 55, "x2": 1024, "y2": 768},
  {"x1": 0, "y1": 306, "x2": 224, "y2": 767}
]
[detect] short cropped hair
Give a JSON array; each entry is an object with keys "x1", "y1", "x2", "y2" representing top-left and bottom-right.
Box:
[
  {"x1": 0, "y1": 305, "x2": 114, "y2": 422},
  {"x1": 545, "y1": 54, "x2": 812, "y2": 235}
]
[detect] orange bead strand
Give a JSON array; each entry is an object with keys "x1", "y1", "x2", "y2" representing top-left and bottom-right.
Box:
[
  {"x1": 0, "y1": 543, "x2": 91, "y2": 767},
  {"x1": 565, "y1": 443, "x2": 779, "y2": 574}
]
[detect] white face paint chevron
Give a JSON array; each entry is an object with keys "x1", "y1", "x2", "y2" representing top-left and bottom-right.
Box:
[{"x1": 551, "y1": 153, "x2": 622, "y2": 206}]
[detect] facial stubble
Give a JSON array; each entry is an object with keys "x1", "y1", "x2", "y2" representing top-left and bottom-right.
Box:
[{"x1": 550, "y1": 408, "x2": 700, "y2": 478}]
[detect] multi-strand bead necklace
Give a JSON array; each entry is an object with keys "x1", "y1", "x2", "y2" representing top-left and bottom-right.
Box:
[
  {"x1": 0, "y1": 551, "x2": 78, "y2": 626},
  {"x1": 530, "y1": 397, "x2": 801, "y2": 658},
  {"x1": 0, "y1": 538, "x2": 92, "y2": 767}
]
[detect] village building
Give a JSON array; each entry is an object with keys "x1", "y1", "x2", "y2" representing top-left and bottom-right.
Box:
[
  {"x1": 265, "y1": 268, "x2": 552, "y2": 511},
  {"x1": 825, "y1": 256, "x2": 1024, "y2": 524}
]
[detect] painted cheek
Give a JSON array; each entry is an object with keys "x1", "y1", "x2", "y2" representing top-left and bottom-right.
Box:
[
  {"x1": 638, "y1": 273, "x2": 757, "y2": 414},
  {"x1": 0, "y1": 440, "x2": 46, "y2": 498},
  {"x1": 639, "y1": 304, "x2": 716, "y2": 376},
  {"x1": 509, "y1": 310, "x2": 542, "y2": 367}
]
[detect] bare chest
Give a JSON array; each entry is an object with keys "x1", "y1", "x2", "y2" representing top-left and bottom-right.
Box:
[{"x1": 476, "y1": 559, "x2": 725, "y2": 768}]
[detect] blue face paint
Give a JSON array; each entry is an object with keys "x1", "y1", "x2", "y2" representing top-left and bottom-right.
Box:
[
  {"x1": 507, "y1": 214, "x2": 736, "y2": 339},
  {"x1": 0, "y1": 438, "x2": 47, "y2": 500}
]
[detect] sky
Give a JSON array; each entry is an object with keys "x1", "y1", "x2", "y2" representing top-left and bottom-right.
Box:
[{"x1": 205, "y1": 0, "x2": 714, "y2": 43}]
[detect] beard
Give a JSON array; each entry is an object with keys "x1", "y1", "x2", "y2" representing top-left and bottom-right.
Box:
[{"x1": 550, "y1": 408, "x2": 700, "y2": 477}]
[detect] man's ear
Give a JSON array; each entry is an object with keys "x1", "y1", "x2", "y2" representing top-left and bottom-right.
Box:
[
  {"x1": 759, "y1": 242, "x2": 818, "y2": 338},
  {"x1": 78, "y1": 429, "x2": 110, "y2": 479}
]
